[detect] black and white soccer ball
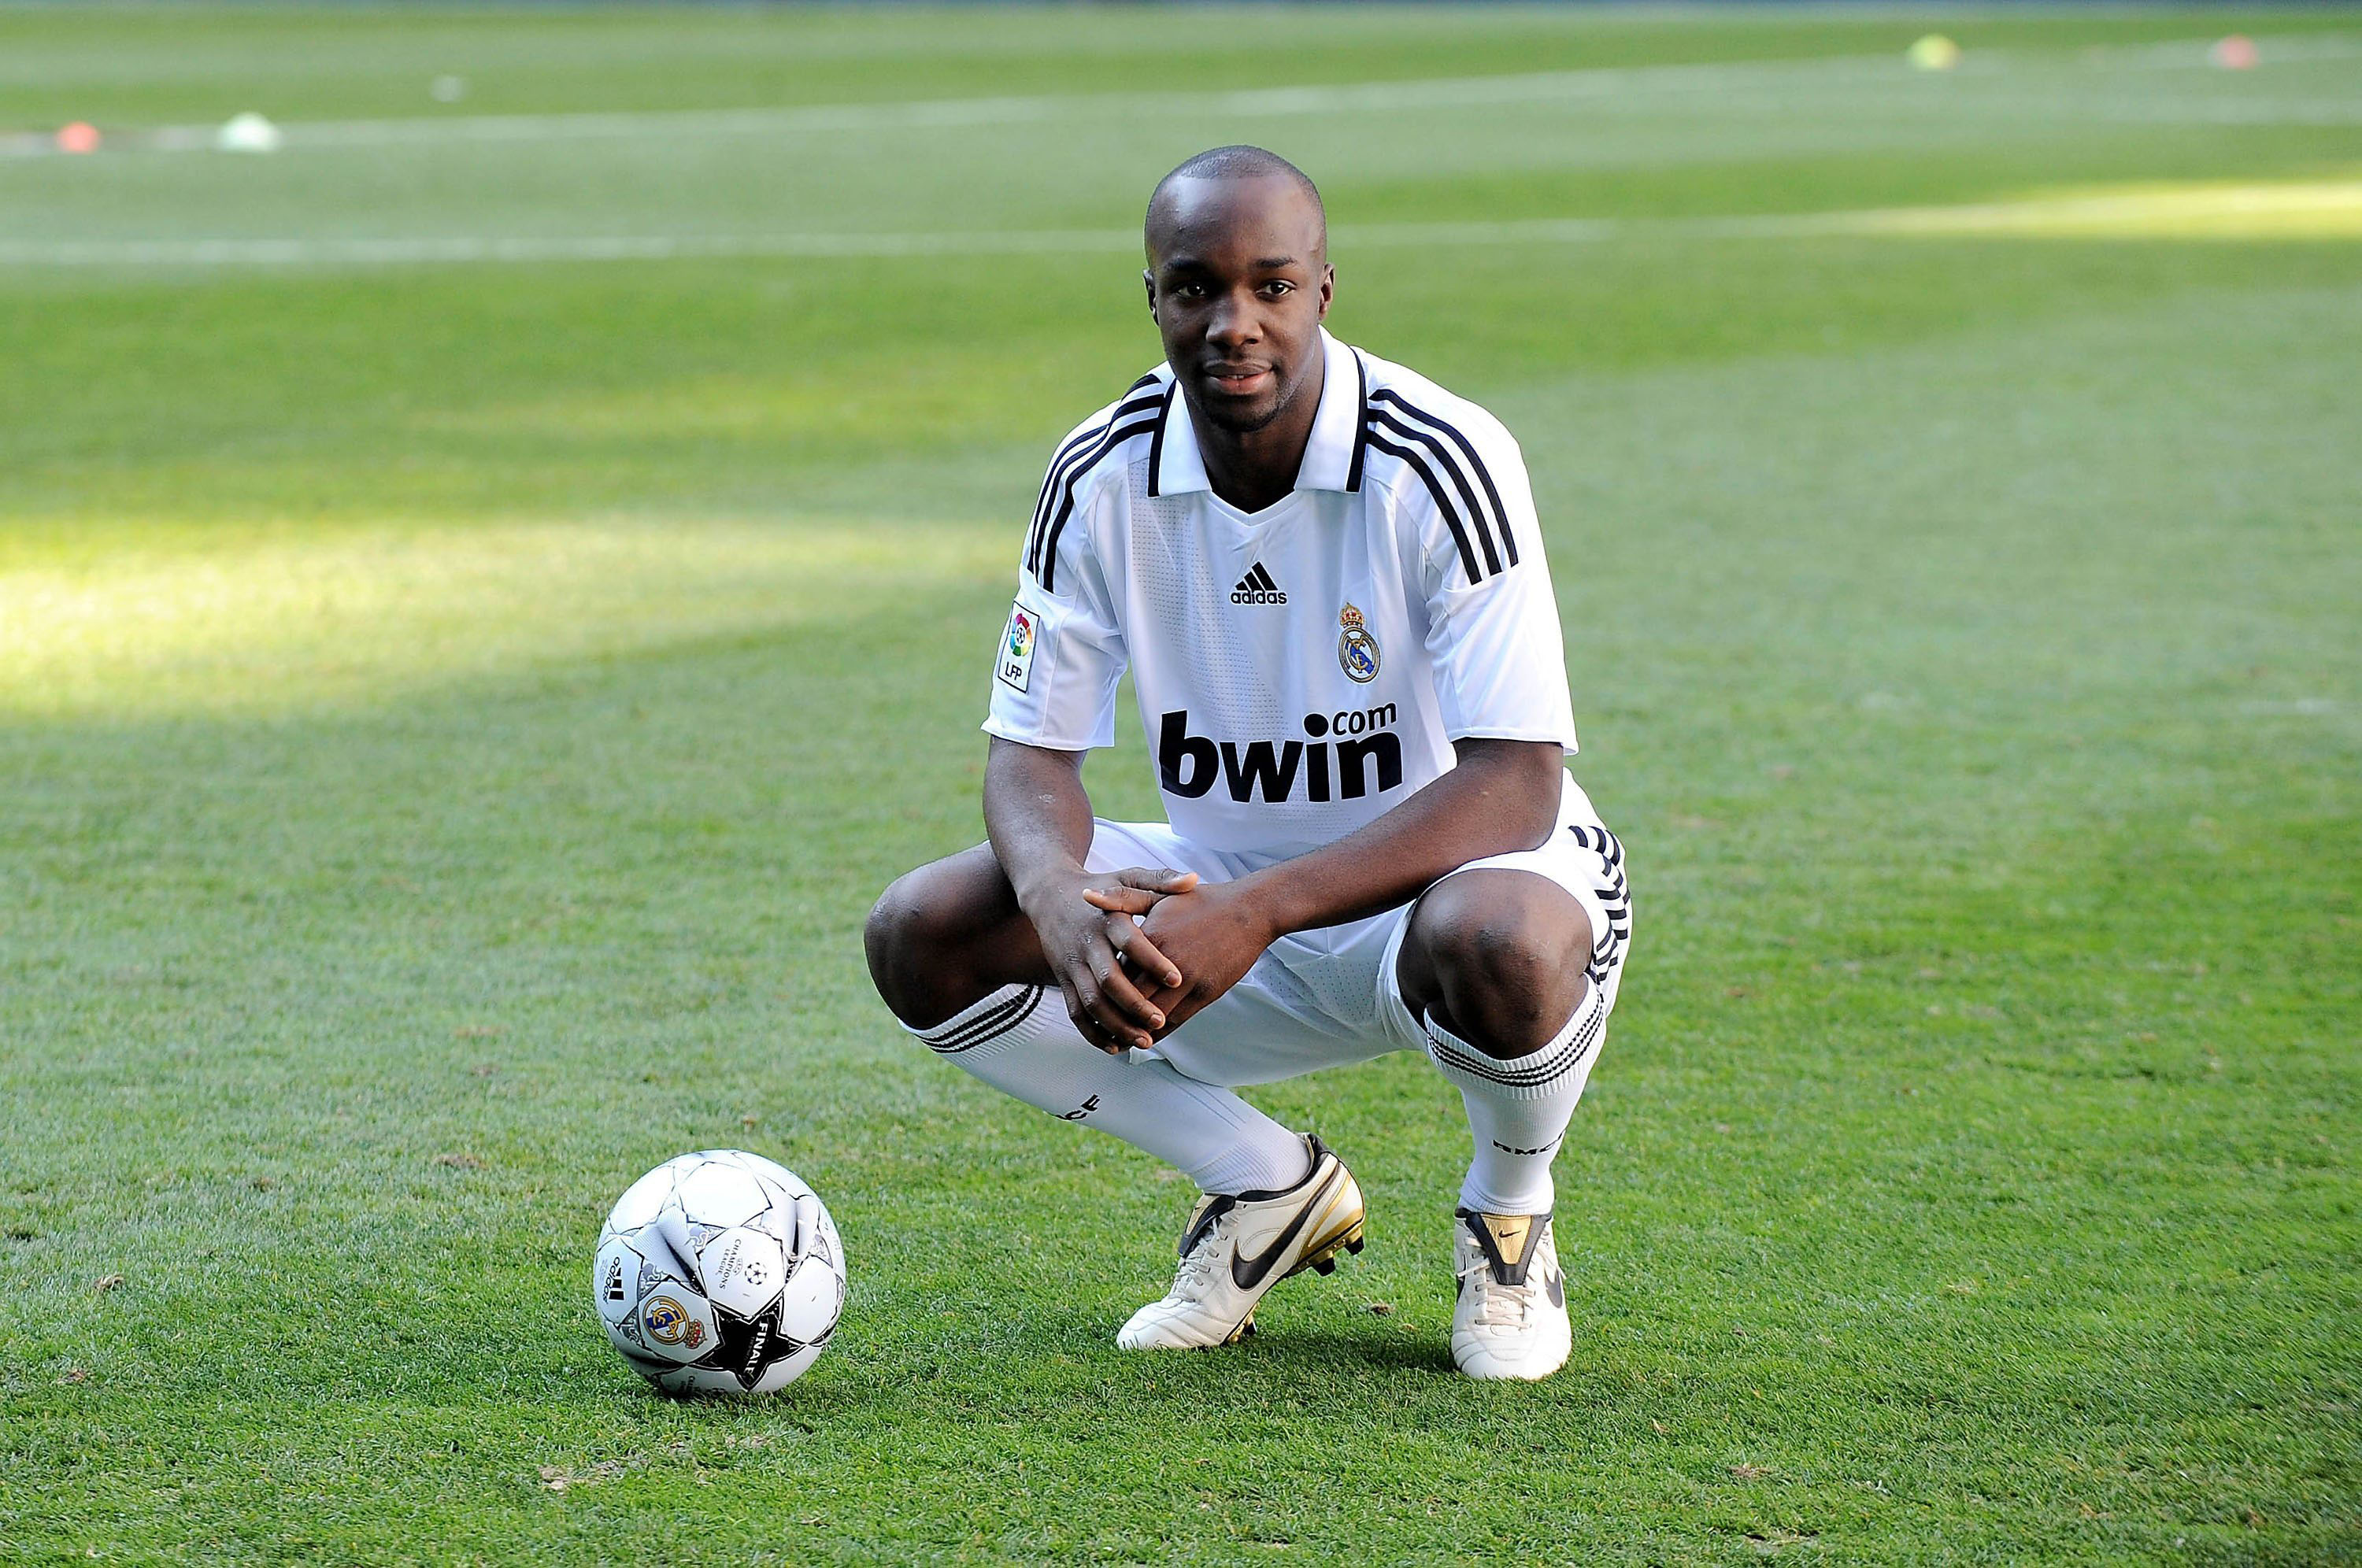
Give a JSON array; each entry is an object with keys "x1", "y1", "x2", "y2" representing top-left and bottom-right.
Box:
[{"x1": 593, "y1": 1149, "x2": 845, "y2": 1396}]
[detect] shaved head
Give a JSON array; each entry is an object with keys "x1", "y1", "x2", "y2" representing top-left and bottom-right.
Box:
[
  {"x1": 1146, "y1": 145, "x2": 1327, "y2": 264},
  {"x1": 1138, "y1": 148, "x2": 1335, "y2": 496}
]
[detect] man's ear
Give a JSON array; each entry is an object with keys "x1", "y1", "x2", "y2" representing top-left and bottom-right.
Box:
[
  {"x1": 1142, "y1": 268, "x2": 1157, "y2": 320},
  {"x1": 1316, "y1": 263, "x2": 1335, "y2": 320}
]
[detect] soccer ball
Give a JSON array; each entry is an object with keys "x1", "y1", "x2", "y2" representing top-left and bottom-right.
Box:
[{"x1": 592, "y1": 1149, "x2": 845, "y2": 1396}]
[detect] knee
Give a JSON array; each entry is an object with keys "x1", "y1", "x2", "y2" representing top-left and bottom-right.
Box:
[
  {"x1": 864, "y1": 869, "x2": 950, "y2": 1025},
  {"x1": 1407, "y1": 877, "x2": 1591, "y2": 1056},
  {"x1": 1421, "y1": 908, "x2": 1580, "y2": 1015},
  {"x1": 865, "y1": 851, "x2": 1016, "y2": 1030}
]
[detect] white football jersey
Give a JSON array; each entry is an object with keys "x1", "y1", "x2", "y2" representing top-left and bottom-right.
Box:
[{"x1": 985, "y1": 328, "x2": 1578, "y2": 860}]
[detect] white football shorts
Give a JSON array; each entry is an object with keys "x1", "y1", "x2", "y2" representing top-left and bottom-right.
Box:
[{"x1": 1085, "y1": 772, "x2": 1631, "y2": 1089}]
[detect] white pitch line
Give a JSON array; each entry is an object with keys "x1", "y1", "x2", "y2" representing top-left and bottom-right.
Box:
[
  {"x1": 0, "y1": 230, "x2": 1138, "y2": 266},
  {"x1": 2100, "y1": 101, "x2": 2362, "y2": 127},
  {"x1": 0, "y1": 223, "x2": 1589, "y2": 269},
  {"x1": 2078, "y1": 31, "x2": 2362, "y2": 69},
  {"x1": 136, "y1": 54, "x2": 1946, "y2": 153},
  {"x1": 8, "y1": 190, "x2": 2356, "y2": 270},
  {"x1": 0, "y1": 220, "x2": 1675, "y2": 268},
  {"x1": 6, "y1": 31, "x2": 2353, "y2": 161}
]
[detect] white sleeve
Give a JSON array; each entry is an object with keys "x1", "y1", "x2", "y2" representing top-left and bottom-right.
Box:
[
  {"x1": 1409, "y1": 425, "x2": 1580, "y2": 753},
  {"x1": 981, "y1": 469, "x2": 1126, "y2": 753}
]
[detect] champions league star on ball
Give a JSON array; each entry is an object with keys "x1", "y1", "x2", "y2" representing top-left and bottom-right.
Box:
[
  {"x1": 594, "y1": 1150, "x2": 845, "y2": 1396},
  {"x1": 866, "y1": 146, "x2": 1633, "y2": 1381}
]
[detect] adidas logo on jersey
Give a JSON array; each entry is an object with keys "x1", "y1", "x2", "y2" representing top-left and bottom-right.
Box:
[
  {"x1": 1231, "y1": 562, "x2": 1287, "y2": 605},
  {"x1": 1158, "y1": 706, "x2": 1404, "y2": 804}
]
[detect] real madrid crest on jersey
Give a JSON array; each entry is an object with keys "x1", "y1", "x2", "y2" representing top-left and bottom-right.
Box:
[{"x1": 1337, "y1": 602, "x2": 1381, "y2": 684}]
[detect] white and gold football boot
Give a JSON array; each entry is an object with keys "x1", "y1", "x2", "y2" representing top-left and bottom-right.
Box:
[
  {"x1": 1451, "y1": 1209, "x2": 1571, "y2": 1381},
  {"x1": 1116, "y1": 1136, "x2": 1365, "y2": 1350}
]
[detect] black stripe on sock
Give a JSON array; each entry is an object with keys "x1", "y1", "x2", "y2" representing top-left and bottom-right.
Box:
[
  {"x1": 922, "y1": 986, "x2": 1044, "y2": 1054},
  {"x1": 920, "y1": 991, "x2": 1028, "y2": 1052},
  {"x1": 1427, "y1": 996, "x2": 1606, "y2": 1089}
]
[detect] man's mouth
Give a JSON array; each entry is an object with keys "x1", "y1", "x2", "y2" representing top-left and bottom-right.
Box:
[{"x1": 1204, "y1": 364, "x2": 1275, "y2": 396}]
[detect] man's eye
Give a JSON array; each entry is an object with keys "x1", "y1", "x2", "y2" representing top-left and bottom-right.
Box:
[
  {"x1": 1174, "y1": 283, "x2": 1207, "y2": 298},
  {"x1": 1262, "y1": 281, "x2": 1294, "y2": 296}
]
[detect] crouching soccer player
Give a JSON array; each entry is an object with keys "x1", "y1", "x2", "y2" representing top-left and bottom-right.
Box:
[{"x1": 865, "y1": 147, "x2": 1631, "y2": 1381}]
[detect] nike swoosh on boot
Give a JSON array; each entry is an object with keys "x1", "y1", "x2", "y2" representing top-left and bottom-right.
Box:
[{"x1": 1227, "y1": 1167, "x2": 1343, "y2": 1292}]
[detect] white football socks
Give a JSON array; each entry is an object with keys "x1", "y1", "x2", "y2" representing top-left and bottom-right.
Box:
[
  {"x1": 1422, "y1": 979, "x2": 1608, "y2": 1215},
  {"x1": 909, "y1": 983, "x2": 1312, "y2": 1196}
]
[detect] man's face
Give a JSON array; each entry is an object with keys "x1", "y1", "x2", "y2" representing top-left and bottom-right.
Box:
[{"x1": 1143, "y1": 175, "x2": 1333, "y2": 435}]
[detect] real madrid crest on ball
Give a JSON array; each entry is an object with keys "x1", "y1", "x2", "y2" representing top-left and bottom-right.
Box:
[{"x1": 1337, "y1": 602, "x2": 1381, "y2": 684}]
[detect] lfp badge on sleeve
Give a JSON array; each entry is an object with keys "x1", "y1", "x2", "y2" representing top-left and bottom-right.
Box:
[{"x1": 998, "y1": 604, "x2": 1038, "y2": 692}]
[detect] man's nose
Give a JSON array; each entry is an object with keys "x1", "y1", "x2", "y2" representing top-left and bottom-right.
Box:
[{"x1": 1205, "y1": 290, "x2": 1259, "y2": 347}]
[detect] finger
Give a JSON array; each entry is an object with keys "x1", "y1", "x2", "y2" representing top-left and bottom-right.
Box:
[
  {"x1": 1086, "y1": 950, "x2": 1167, "y2": 1036},
  {"x1": 1161, "y1": 975, "x2": 1237, "y2": 1036},
  {"x1": 1083, "y1": 867, "x2": 1199, "y2": 912},
  {"x1": 1115, "y1": 867, "x2": 1200, "y2": 893},
  {"x1": 1061, "y1": 982, "x2": 1129, "y2": 1056},
  {"x1": 1083, "y1": 885, "x2": 1163, "y2": 916},
  {"x1": 1080, "y1": 983, "x2": 1154, "y2": 1053},
  {"x1": 1104, "y1": 917, "x2": 1183, "y2": 990},
  {"x1": 1141, "y1": 993, "x2": 1185, "y2": 1038},
  {"x1": 1161, "y1": 990, "x2": 1212, "y2": 1035}
]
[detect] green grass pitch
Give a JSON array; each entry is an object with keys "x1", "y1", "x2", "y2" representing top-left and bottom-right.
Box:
[{"x1": 2, "y1": 6, "x2": 2357, "y2": 1562}]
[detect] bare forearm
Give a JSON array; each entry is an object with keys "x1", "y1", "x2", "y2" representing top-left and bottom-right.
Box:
[
  {"x1": 983, "y1": 738, "x2": 1198, "y2": 1052},
  {"x1": 1234, "y1": 740, "x2": 1564, "y2": 937},
  {"x1": 982, "y1": 738, "x2": 1095, "y2": 912}
]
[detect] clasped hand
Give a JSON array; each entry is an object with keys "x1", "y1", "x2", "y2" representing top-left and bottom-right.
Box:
[{"x1": 1036, "y1": 866, "x2": 1275, "y2": 1055}]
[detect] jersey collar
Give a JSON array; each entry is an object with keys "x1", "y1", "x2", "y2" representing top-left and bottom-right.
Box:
[{"x1": 1150, "y1": 327, "x2": 1367, "y2": 500}]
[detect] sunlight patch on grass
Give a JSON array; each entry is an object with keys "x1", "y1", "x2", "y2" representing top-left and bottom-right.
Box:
[
  {"x1": 414, "y1": 349, "x2": 1070, "y2": 449},
  {"x1": 0, "y1": 516, "x2": 1003, "y2": 717},
  {"x1": 1849, "y1": 179, "x2": 2362, "y2": 239}
]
